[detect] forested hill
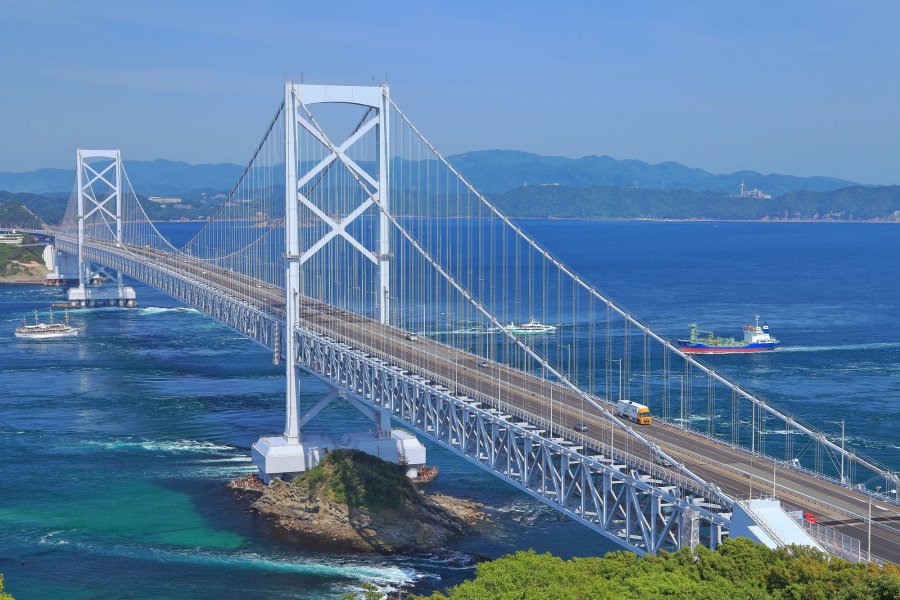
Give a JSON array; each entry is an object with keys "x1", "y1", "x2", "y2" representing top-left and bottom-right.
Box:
[
  {"x1": 0, "y1": 191, "x2": 66, "y2": 225},
  {"x1": 1, "y1": 151, "x2": 897, "y2": 223},
  {"x1": 0, "y1": 151, "x2": 858, "y2": 197},
  {"x1": 3, "y1": 184, "x2": 900, "y2": 224},
  {"x1": 0, "y1": 159, "x2": 242, "y2": 196},
  {"x1": 492, "y1": 184, "x2": 900, "y2": 221},
  {"x1": 0, "y1": 200, "x2": 43, "y2": 228},
  {"x1": 449, "y1": 149, "x2": 857, "y2": 195}
]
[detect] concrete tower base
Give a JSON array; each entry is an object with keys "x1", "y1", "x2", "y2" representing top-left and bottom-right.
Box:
[
  {"x1": 251, "y1": 429, "x2": 427, "y2": 484},
  {"x1": 67, "y1": 285, "x2": 137, "y2": 307}
]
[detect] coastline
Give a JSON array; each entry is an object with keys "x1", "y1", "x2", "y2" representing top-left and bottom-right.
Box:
[
  {"x1": 534, "y1": 216, "x2": 900, "y2": 224},
  {"x1": 0, "y1": 268, "x2": 48, "y2": 285},
  {"x1": 144, "y1": 216, "x2": 900, "y2": 224}
]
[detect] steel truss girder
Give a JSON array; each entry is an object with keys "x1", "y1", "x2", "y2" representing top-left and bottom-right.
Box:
[
  {"x1": 292, "y1": 326, "x2": 730, "y2": 555},
  {"x1": 55, "y1": 238, "x2": 280, "y2": 353},
  {"x1": 55, "y1": 235, "x2": 729, "y2": 556}
]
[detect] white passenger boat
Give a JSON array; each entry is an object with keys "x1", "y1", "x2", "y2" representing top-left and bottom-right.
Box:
[
  {"x1": 503, "y1": 318, "x2": 557, "y2": 335},
  {"x1": 15, "y1": 309, "x2": 79, "y2": 339}
]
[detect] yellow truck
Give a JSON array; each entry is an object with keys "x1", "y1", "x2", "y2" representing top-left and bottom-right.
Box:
[{"x1": 617, "y1": 400, "x2": 653, "y2": 425}]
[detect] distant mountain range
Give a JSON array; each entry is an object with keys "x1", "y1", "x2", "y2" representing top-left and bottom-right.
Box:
[
  {"x1": 491, "y1": 184, "x2": 900, "y2": 221},
  {"x1": 446, "y1": 150, "x2": 858, "y2": 195},
  {"x1": 3, "y1": 151, "x2": 896, "y2": 224},
  {"x1": 0, "y1": 151, "x2": 861, "y2": 197},
  {"x1": 0, "y1": 159, "x2": 244, "y2": 196}
]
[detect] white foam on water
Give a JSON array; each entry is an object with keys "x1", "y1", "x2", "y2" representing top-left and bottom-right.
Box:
[
  {"x1": 187, "y1": 464, "x2": 257, "y2": 479},
  {"x1": 83, "y1": 438, "x2": 235, "y2": 454},
  {"x1": 434, "y1": 326, "x2": 501, "y2": 336},
  {"x1": 38, "y1": 531, "x2": 71, "y2": 546},
  {"x1": 489, "y1": 498, "x2": 558, "y2": 526},
  {"x1": 139, "y1": 306, "x2": 200, "y2": 316},
  {"x1": 845, "y1": 435, "x2": 900, "y2": 451},
  {"x1": 410, "y1": 549, "x2": 477, "y2": 571},
  {"x1": 777, "y1": 342, "x2": 900, "y2": 353},
  {"x1": 36, "y1": 535, "x2": 416, "y2": 583}
]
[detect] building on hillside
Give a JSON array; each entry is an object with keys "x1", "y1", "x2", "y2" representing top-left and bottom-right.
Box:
[{"x1": 736, "y1": 182, "x2": 773, "y2": 200}]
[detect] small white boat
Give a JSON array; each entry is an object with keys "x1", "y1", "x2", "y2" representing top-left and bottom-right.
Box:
[
  {"x1": 503, "y1": 318, "x2": 557, "y2": 335},
  {"x1": 15, "y1": 308, "x2": 79, "y2": 339}
]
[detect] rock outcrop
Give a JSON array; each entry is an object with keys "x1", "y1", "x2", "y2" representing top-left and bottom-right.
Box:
[{"x1": 230, "y1": 450, "x2": 484, "y2": 553}]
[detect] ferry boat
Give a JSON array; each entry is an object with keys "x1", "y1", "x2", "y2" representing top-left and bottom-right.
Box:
[
  {"x1": 15, "y1": 308, "x2": 79, "y2": 339},
  {"x1": 503, "y1": 318, "x2": 557, "y2": 335},
  {"x1": 677, "y1": 316, "x2": 778, "y2": 354}
]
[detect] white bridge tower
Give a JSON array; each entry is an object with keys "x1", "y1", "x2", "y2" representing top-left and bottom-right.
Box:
[
  {"x1": 251, "y1": 83, "x2": 424, "y2": 483},
  {"x1": 66, "y1": 149, "x2": 137, "y2": 307}
]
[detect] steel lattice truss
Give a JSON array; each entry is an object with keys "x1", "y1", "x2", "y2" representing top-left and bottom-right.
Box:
[
  {"x1": 59, "y1": 233, "x2": 728, "y2": 554},
  {"x1": 295, "y1": 327, "x2": 726, "y2": 554}
]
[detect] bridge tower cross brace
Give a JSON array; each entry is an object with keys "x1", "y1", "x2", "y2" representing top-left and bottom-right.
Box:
[
  {"x1": 75, "y1": 149, "x2": 124, "y2": 295},
  {"x1": 281, "y1": 83, "x2": 392, "y2": 443}
]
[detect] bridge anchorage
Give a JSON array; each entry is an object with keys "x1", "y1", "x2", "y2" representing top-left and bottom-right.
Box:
[{"x1": 45, "y1": 81, "x2": 899, "y2": 561}]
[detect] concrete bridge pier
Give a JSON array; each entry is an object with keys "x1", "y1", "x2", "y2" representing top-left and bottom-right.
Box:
[
  {"x1": 43, "y1": 242, "x2": 137, "y2": 306},
  {"x1": 66, "y1": 282, "x2": 137, "y2": 308},
  {"x1": 66, "y1": 258, "x2": 136, "y2": 307},
  {"x1": 43, "y1": 244, "x2": 79, "y2": 286},
  {"x1": 251, "y1": 386, "x2": 427, "y2": 484}
]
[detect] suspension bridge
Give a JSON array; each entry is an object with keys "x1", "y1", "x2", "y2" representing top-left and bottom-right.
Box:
[{"x1": 12, "y1": 83, "x2": 900, "y2": 562}]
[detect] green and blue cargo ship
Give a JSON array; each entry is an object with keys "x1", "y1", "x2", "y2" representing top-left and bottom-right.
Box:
[{"x1": 677, "y1": 316, "x2": 779, "y2": 354}]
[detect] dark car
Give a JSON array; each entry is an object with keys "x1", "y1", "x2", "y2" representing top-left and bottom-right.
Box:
[
  {"x1": 573, "y1": 422, "x2": 588, "y2": 432},
  {"x1": 654, "y1": 454, "x2": 674, "y2": 468}
]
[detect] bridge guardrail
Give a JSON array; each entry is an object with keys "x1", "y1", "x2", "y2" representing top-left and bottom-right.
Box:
[
  {"x1": 743, "y1": 500, "x2": 862, "y2": 563},
  {"x1": 684, "y1": 440, "x2": 900, "y2": 540},
  {"x1": 784, "y1": 509, "x2": 866, "y2": 563},
  {"x1": 653, "y1": 414, "x2": 900, "y2": 508}
]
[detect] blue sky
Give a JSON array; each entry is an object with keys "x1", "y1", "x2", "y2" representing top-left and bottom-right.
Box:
[{"x1": 1, "y1": 0, "x2": 898, "y2": 184}]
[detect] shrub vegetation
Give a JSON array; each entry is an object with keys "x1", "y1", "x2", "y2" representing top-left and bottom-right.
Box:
[
  {"x1": 293, "y1": 449, "x2": 417, "y2": 511},
  {"x1": 0, "y1": 574, "x2": 14, "y2": 600},
  {"x1": 415, "y1": 538, "x2": 900, "y2": 600}
]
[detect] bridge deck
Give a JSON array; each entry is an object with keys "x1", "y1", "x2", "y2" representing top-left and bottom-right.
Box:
[{"x1": 70, "y1": 237, "x2": 900, "y2": 562}]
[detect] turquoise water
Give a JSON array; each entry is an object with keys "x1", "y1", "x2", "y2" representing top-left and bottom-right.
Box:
[{"x1": 1, "y1": 221, "x2": 898, "y2": 598}]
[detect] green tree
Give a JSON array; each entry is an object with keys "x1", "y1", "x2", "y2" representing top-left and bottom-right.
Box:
[{"x1": 413, "y1": 539, "x2": 900, "y2": 600}]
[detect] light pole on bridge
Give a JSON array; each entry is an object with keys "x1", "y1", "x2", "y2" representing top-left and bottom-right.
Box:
[
  {"x1": 666, "y1": 374, "x2": 685, "y2": 427},
  {"x1": 560, "y1": 343, "x2": 572, "y2": 379},
  {"x1": 608, "y1": 358, "x2": 623, "y2": 450},
  {"x1": 830, "y1": 419, "x2": 846, "y2": 484},
  {"x1": 869, "y1": 486, "x2": 882, "y2": 563}
]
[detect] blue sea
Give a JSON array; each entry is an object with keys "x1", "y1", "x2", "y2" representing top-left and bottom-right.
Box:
[{"x1": 1, "y1": 221, "x2": 898, "y2": 599}]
